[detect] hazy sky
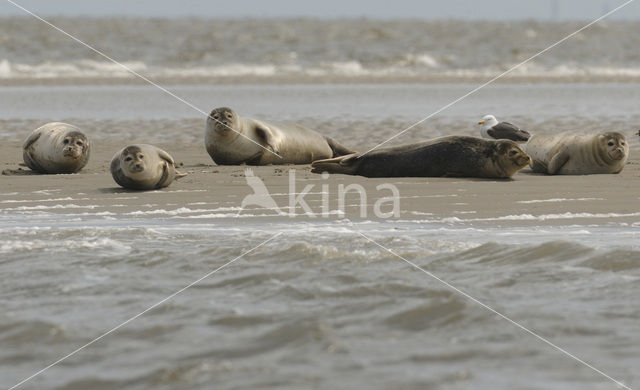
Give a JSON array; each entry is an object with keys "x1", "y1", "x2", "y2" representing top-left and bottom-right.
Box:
[{"x1": 0, "y1": 0, "x2": 639, "y2": 20}]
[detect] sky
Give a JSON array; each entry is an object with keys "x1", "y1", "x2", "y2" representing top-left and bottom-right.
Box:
[{"x1": 0, "y1": 0, "x2": 639, "y2": 20}]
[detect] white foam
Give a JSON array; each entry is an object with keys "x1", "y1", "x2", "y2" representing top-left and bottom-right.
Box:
[
  {"x1": 0, "y1": 237, "x2": 131, "y2": 254},
  {"x1": 431, "y1": 212, "x2": 640, "y2": 223},
  {"x1": 1, "y1": 197, "x2": 89, "y2": 204},
  {"x1": 0, "y1": 59, "x2": 10, "y2": 77},
  {"x1": 146, "y1": 190, "x2": 207, "y2": 194},
  {"x1": 409, "y1": 211, "x2": 434, "y2": 216},
  {"x1": 4, "y1": 204, "x2": 101, "y2": 211},
  {"x1": 4, "y1": 57, "x2": 640, "y2": 81},
  {"x1": 124, "y1": 206, "x2": 241, "y2": 216},
  {"x1": 517, "y1": 198, "x2": 604, "y2": 204}
]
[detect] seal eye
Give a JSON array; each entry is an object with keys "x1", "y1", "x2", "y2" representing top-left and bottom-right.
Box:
[
  {"x1": 125, "y1": 157, "x2": 133, "y2": 162},
  {"x1": 139, "y1": 154, "x2": 144, "y2": 159},
  {"x1": 213, "y1": 114, "x2": 219, "y2": 119},
  {"x1": 607, "y1": 141, "x2": 614, "y2": 146},
  {"x1": 226, "y1": 113, "x2": 232, "y2": 119},
  {"x1": 508, "y1": 150, "x2": 518, "y2": 157},
  {"x1": 621, "y1": 142, "x2": 626, "y2": 146},
  {"x1": 63, "y1": 139, "x2": 70, "y2": 145},
  {"x1": 76, "y1": 141, "x2": 83, "y2": 146}
]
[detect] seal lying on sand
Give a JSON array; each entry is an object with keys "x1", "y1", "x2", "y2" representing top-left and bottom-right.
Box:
[
  {"x1": 110, "y1": 144, "x2": 187, "y2": 190},
  {"x1": 525, "y1": 132, "x2": 628, "y2": 175},
  {"x1": 23, "y1": 122, "x2": 90, "y2": 174},
  {"x1": 311, "y1": 136, "x2": 531, "y2": 179},
  {"x1": 205, "y1": 107, "x2": 354, "y2": 165}
]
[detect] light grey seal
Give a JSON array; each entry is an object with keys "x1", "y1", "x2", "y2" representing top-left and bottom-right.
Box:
[
  {"x1": 22, "y1": 122, "x2": 90, "y2": 174},
  {"x1": 205, "y1": 107, "x2": 354, "y2": 165},
  {"x1": 311, "y1": 136, "x2": 531, "y2": 179},
  {"x1": 525, "y1": 132, "x2": 629, "y2": 175},
  {"x1": 478, "y1": 114, "x2": 530, "y2": 142},
  {"x1": 110, "y1": 144, "x2": 187, "y2": 190}
]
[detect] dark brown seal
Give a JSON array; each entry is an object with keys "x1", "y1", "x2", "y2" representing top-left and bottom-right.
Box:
[{"x1": 311, "y1": 136, "x2": 531, "y2": 179}]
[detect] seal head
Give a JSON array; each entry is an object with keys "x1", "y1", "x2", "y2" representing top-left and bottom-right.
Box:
[
  {"x1": 120, "y1": 145, "x2": 147, "y2": 174},
  {"x1": 598, "y1": 132, "x2": 628, "y2": 162},
  {"x1": 208, "y1": 107, "x2": 240, "y2": 136},
  {"x1": 493, "y1": 140, "x2": 532, "y2": 177},
  {"x1": 61, "y1": 131, "x2": 89, "y2": 160}
]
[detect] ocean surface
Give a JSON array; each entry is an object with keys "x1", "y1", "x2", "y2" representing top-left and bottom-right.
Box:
[
  {"x1": 1, "y1": 17, "x2": 640, "y2": 390},
  {"x1": 2, "y1": 17, "x2": 640, "y2": 83}
]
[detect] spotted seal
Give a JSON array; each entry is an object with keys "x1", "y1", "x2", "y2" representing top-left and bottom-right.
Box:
[
  {"x1": 110, "y1": 144, "x2": 187, "y2": 190},
  {"x1": 205, "y1": 107, "x2": 354, "y2": 165},
  {"x1": 22, "y1": 122, "x2": 90, "y2": 174},
  {"x1": 525, "y1": 132, "x2": 628, "y2": 175}
]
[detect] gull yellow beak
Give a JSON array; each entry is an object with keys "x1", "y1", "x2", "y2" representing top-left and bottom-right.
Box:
[{"x1": 478, "y1": 121, "x2": 484, "y2": 125}]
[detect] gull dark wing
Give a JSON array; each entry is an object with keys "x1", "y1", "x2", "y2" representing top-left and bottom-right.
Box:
[{"x1": 487, "y1": 122, "x2": 531, "y2": 141}]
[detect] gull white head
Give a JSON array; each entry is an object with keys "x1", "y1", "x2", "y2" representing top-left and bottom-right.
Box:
[
  {"x1": 478, "y1": 114, "x2": 499, "y2": 138},
  {"x1": 478, "y1": 114, "x2": 499, "y2": 130}
]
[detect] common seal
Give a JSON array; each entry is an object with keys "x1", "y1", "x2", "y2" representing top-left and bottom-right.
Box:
[
  {"x1": 110, "y1": 144, "x2": 187, "y2": 190},
  {"x1": 525, "y1": 132, "x2": 628, "y2": 175},
  {"x1": 311, "y1": 136, "x2": 531, "y2": 179},
  {"x1": 478, "y1": 115, "x2": 530, "y2": 142},
  {"x1": 205, "y1": 107, "x2": 354, "y2": 165},
  {"x1": 22, "y1": 122, "x2": 90, "y2": 174}
]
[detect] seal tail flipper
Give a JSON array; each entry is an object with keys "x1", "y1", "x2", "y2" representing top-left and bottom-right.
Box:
[
  {"x1": 175, "y1": 170, "x2": 188, "y2": 179},
  {"x1": 325, "y1": 137, "x2": 356, "y2": 157},
  {"x1": 311, "y1": 153, "x2": 360, "y2": 175}
]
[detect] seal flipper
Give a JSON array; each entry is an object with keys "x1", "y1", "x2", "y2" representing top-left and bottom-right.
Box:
[
  {"x1": 155, "y1": 162, "x2": 170, "y2": 189},
  {"x1": 325, "y1": 137, "x2": 356, "y2": 157},
  {"x1": 157, "y1": 149, "x2": 176, "y2": 165},
  {"x1": 22, "y1": 131, "x2": 45, "y2": 172},
  {"x1": 157, "y1": 149, "x2": 187, "y2": 179},
  {"x1": 23, "y1": 150, "x2": 46, "y2": 173},
  {"x1": 23, "y1": 131, "x2": 41, "y2": 150},
  {"x1": 311, "y1": 153, "x2": 360, "y2": 175},
  {"x1": 547, "y1": 148, "x2": 570, "y2": 175},
  {"x1": 255, "y1": 125, "x2": 280, "y2": 156}
]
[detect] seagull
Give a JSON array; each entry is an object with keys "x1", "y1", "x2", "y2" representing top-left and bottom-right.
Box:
[{"x1": 477, "y1": 114, "x2": 531, "y2": 142}]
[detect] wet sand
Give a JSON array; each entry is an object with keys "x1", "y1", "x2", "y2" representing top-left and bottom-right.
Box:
[{"x1": 2, "y1": 139, "x2": 638, "y2": 227}]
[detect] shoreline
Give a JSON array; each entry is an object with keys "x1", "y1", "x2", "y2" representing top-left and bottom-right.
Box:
[
  {"x1": 4, "y1": 76, "x2": 640, "y2": 87},
  {"x1": 2, "y1": 139, "x2": 638, "y2": 228}
]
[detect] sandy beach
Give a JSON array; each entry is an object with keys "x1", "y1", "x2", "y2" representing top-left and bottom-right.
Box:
[{"x1": 2, "y1": 138, "x2": 639, "y2": 226}]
